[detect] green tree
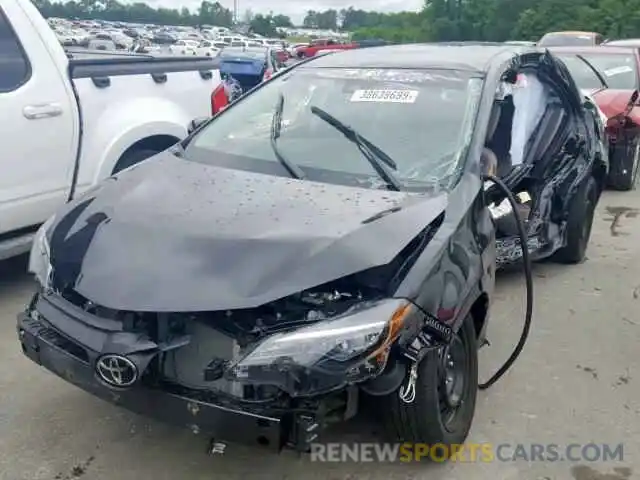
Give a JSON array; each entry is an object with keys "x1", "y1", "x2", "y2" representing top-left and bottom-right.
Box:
[
  {"x1": 33, "y1": 0, "x2": 640, "y2": 43},
  {"x1": 250, "y1": 14, "x2": 277, "y2": 37},
  {"x1": 303, "y1": 10, "x2": 318, "y2": 28},
  {"x1": 271, "y1": 14, "x2": 292, "y2": 28},
  {"x1": 34, "y1": 0, "x2": 232, "y2": 26}
]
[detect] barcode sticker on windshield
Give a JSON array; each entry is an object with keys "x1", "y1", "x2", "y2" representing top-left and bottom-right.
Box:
[
  {"x1": 604, "y1": 66, "x2": 633, "y2": 77},
  {"x1": 350, "y1": 89, "x2": 419, "y2": 103}
]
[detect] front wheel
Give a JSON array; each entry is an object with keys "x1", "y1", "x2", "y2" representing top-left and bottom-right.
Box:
[
  {"x1": 552, "y1": 175, "x2": 598, "y2": 264},
  {"x1": 383, "y1": 313, "x2": 478, "y2": 460}
]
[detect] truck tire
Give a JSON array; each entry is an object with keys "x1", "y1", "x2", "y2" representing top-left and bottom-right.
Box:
[
  {"x1": 383, "y1": 313, "x2": 478, "y2": 460},
  {"x1": 608, "y1": 139, "x2": 639, "y2": 191},
  {"x1": 552, "y1": 175, "x2": 598, "y2": 264},
  {"x1": 113, "y1": 149, "x2": 160, "y2": 174}
]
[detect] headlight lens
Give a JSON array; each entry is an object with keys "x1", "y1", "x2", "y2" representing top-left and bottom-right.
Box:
[
  {"x1": 227, "y1": 298, "x2": 415, "y2": 396},
  {"x1": 28, "y1": 215, "x2": 56, "y2": 287}
]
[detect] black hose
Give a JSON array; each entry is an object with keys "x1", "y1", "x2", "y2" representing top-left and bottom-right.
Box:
[{"x1": 478, "y1": 174, "x2": 534, "y2": 390}]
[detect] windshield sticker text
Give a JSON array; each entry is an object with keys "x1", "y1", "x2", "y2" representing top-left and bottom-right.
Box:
[
  {"x1": 350, "y1": 89, "x2": 419, "y2": 103},
  {"x1": 604, "y1": 66, "x2": 633, "y2": 77}
]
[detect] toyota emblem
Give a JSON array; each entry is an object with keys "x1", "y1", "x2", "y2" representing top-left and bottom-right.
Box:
[{"x1": 96, "y1": 354, "x2": 138, "y2": 388}]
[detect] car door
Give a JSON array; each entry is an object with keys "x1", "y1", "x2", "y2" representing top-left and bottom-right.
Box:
[
  {"x1": 540, "y1": 50, "x2": 585, "y2": 112},
  {"x1": 0, "y1": 4, "x2": 76, "y2": 233},
  {"x1": 517, "y1": 52, "x2": 597, "y2": 187}
]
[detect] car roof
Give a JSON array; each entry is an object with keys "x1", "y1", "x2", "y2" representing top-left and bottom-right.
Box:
[
  {"x1": 543, "y1": 31, "x2": 598, "y2": 36},
  {"x1": 548, "y1": 46, "x2": 636, "y2": 54},
  {"x1": 303, "y1": 42, "x2": 528, "y2": 72},
  {"x1": 221, "y1": 47, "x2": 266, "y2": 56}
]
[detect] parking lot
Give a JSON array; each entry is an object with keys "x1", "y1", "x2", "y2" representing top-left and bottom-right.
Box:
[{"x1": 0, "y1": 188, "x2": 638, "y2": 480}]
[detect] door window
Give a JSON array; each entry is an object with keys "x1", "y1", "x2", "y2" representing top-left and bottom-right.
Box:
[
  {"x1": 0, "y1": 8, "x2": 31, "y2": 92},
  {"x1": 555, "y1": 54, "x2": 607, "y2": 91}
]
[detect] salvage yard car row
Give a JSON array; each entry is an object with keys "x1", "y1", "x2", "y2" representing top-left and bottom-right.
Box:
[
  {"x1": 48, "y1": 14, "x2": 297, "y2": 60},
  {"x1": 2, "y1": 0, "x2": 639, "y2": 462}
]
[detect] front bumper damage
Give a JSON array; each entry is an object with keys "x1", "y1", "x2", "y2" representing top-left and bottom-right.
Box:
[{"x1": 17, "y1": 292, "x2": 331, "y2": 452}]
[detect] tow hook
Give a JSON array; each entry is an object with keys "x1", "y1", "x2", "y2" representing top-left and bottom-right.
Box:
[{"x1": 399, "y1": 361, "x2": 418, "y2": 404}]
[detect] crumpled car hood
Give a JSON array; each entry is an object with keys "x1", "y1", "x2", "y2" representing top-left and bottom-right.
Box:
[{"x1": 49, "y1": 152, "x2": 448, "y2": 312}]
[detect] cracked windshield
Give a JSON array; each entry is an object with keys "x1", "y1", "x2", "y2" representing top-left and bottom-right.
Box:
[
  {"x1": 0, "y1": 0, "x2": 638, "y2": 478},
  {"x1": 188, "y1": 68, "x2": 481, "y2": 190}
]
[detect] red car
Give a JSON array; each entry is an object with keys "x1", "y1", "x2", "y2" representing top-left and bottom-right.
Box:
[
  {"x1": 274, "y1": 48, "x2": 290, "y2": 64},
  {"x1": 551, "y1": 46, "x2": 640, "y2": 190},
  {"x1": 296, "y1": 38, "x2": 358, "y2": 58}
]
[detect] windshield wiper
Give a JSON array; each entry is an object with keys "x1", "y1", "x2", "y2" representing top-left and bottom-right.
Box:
[
  {"x1": 271, "y1": 93, "x2": 305, "y2": 180},
  {"x1": 309, "y1": 106, "x2": 401, "y2": 191}
]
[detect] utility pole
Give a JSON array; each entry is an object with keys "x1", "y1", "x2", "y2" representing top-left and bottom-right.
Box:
[{"x1": 233, "y1": 0, "x2": 238, "y2": 24}]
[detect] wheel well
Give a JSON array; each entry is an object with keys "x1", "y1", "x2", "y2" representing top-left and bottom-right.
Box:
[
  {"x1": 470, "y1": 293, "x2": 489, "y2": 338},
  {"x1": 592, "y1": 156, "x2": 607, "y2": 193},
  {"x1": 113, "y1": 134, "x2": 180, "y2": 174}
]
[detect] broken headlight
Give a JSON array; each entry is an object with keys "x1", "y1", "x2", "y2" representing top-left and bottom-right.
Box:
[
  {"x1": 226, "y1": 298, "x2": 416, "y2": 397},
  {"x1": 28, "y1": 215, "x2": 56, "y2": 288}
]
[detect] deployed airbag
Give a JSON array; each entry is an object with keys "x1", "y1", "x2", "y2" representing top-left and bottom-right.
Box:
[{"x1": 510, "y1": 73, "x2": 548, "y2": 167}]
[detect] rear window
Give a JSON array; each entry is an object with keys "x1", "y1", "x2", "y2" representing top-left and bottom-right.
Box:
[
  {"x1": 539, "y1": 33, "x2": 595, "y2": 47},
  {"x1": 579, "y1": 53, "x2": 638, "y2": 89},
  {"x1": 555, "y1": 54, "x2": 607, "y2": 91},
  {"x1": 220, "y1": 49, "x2": 265, "y2": 60},
  {"x1": 0, "y1": 7, "x2": 31, "y2": 92},
  {"x1": 88, "y1": 39, "x2": 116, "y2": 51},
  {"x1": 187, "y1": 67, "x2": 482, "y2": 191}
]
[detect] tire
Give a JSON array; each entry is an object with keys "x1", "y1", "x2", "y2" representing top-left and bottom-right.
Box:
[
  {"x1": 552, "y1": 175, "x2": 598, "y2": 264},
  {"x1": 383, "y1": 313, "x2": 478, "y2": 460},
  {"x1": 113, "y1": 148, "x2": 159, "y2": 174},
  {"x1": 608, "y1": 139, "x2": 639, "y2": 191}
]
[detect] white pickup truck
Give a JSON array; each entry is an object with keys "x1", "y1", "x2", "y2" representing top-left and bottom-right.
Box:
[{"x1": 0, "y1": 0, "x2": 228, "y2": 261}]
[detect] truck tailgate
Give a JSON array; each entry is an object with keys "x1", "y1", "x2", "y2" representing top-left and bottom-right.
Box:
[{"x1": 67, "y1": 55, "x2": 221, "y2": 191}]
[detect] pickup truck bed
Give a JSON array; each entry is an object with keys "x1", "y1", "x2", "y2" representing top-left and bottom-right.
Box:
[
  {"x1": 63, "y1": 52, "x2": 222, "y2": 201},
  {"x1": 69, "y1": 54, "x2": 220, "y2": 78},
  {"x1": 1, "y1": 0, "x2": 224, "y2": 261}
]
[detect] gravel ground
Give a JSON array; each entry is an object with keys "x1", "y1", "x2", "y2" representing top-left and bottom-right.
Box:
[{"x1": 0, "y1": 189, "x2": 638, "y2": 480}]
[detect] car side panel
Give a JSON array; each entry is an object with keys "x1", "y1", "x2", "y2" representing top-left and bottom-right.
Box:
[{"x1": 394, "y1": 173, "x2": 494, "y2": 336}]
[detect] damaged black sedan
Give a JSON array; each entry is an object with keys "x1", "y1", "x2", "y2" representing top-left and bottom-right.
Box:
[{"x1": 18, "y1": 44, "x2": 605, "y2": 456}]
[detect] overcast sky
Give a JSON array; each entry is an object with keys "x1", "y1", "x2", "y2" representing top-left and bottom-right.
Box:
[{"x1": 132, "y1": 0, "x2": 423, "y2": 24}]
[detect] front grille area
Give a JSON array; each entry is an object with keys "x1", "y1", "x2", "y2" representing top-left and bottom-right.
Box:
[{"x1": 22, "y1": 313, "x2": 89, "y2": 363}]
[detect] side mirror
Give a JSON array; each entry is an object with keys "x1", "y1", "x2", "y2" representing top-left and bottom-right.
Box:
[{"x1": 188, "y1": 116, "x2": 209, "y2": 134}]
